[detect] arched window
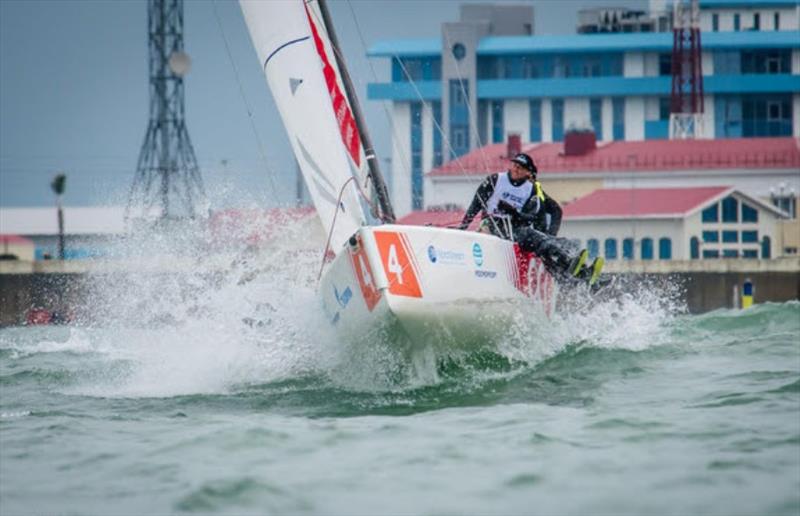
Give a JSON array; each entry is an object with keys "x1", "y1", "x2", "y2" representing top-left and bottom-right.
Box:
[
  {"x1": 623, "y1": 238, "x2": 634, "y2": 260},
  {"x1": 761, "y1": 236, "x2": 771, "y2": 259},
  {"x1": 587, "y1": 239, "x2": 599, "y2": 259},
  {"x1": 605, "y1": 238, "x2": 618, "y2": 260},
  {"x1": 641, "y1": 238, "x2": 654, "y2": 260},
  {"x1": 690, "y1": 237, "x2": 699, "y2": 259},
  {"x1": 659, "y1": 238, "x2": 672, "y2": 259}
]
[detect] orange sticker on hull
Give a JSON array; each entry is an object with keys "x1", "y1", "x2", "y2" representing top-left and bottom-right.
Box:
[
  {"x1": 374, "y1": 231, "x2": 422, "y2": 298},
  {"x1": 349, "y1": 240, "x2": 381, "y2": 311}
]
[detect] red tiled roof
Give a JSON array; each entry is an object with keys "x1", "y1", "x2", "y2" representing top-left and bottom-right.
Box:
[
  {"x1": 429, "y1": 137, "x2": 800, "y2": 177},
  {"x1": 0, "y1": 234, "x2": 34, "y2": 245},
  {"x1": 563, "y1": 186, "x2": 731, "y2": 219}
]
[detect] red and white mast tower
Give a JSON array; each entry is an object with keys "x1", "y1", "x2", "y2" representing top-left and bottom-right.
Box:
[{"x1": 669, "y1": 0, "x2": 705, "y2": 139}]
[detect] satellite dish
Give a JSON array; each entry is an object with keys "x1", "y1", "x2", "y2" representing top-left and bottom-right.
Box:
[{"x1": 168, "y1": 51, "x2": 191, "y2": 76}]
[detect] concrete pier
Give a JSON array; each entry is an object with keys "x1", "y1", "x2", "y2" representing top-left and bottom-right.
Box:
[{"x1": 1, "y1": 258, "x2": 798, "y2": 326}]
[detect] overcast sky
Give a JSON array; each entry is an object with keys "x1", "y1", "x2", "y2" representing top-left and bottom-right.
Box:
[{"x1": 0, "y1": 0, "x2": 645, "y2": 209}]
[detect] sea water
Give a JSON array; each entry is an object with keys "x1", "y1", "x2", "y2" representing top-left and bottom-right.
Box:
[{"x1": 1, "y1": 222, "x2": 798, "y2": 515}]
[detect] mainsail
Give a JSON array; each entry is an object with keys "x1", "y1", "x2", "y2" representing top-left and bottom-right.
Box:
[{"x1": 240, "y1": 0, "x2": 375, "y2": 253}]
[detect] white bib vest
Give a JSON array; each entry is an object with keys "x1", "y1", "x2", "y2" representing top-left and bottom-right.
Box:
[{"x1": 486, "y1": 172, "x2": 535, "y2": 218}]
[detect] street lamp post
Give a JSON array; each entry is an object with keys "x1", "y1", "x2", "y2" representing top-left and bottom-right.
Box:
[{"x1": 51, "y1": 173, "x2": 66, "y2": 260}]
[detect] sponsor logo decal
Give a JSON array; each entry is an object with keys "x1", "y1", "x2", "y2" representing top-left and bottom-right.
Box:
[
  {"x1": 334, "y1": 285, "x2": 352, "y2": 309},
  {"x1": 474, "y1": 270, "x2": 497, "y2": 279},
  {"x1": 472, "y1": 243, "x2": 484, "y2": 267},
  {"x1": 428, "y1": 245, "x2": 465, "y2": 266}
]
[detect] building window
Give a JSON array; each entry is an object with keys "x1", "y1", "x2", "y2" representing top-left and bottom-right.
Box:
[
  {"x1": 659, "y1": 97, "x2": 671, "y2": 121},
  {"x1": 722, "y1": 196, "x2": 739, "y2": 223},
  {"x1": 742, "y1": 230, "x2": 758, "y2": 243},
  {"x1": 712, "y1": 13, "x2": 719, "y2": 32},
  {"x1": 410, "y1": 102, "x2": 424, "y2": 210},
  {"x1": 529, "y1": 100, "x2": 542, "y2": 142},
  {"x1": 452, "y1": 43, "x2": 466, "y2": 61},
  {"x1": 659, "y1": 238, "x2": 672, "y2": 259},
  {"x1": 449, "y1": 80, "x2": 470, "y2": 157},
  {"x1": 590, "y1": 98, "x2": 603, "y2": 141},
  {"x1": 741, "y1": 94, "x2": 792, "y2": 137},
  {"x1": 703, "y1": 249, "x2": 719, "y2": 259},
  {"x1": 702, "y1": 204, "x2": 718, "y2": 223},
  {"x1": 722, "y1": 230, "x2": 738, "y2": 243},
  {"x1": 742, "y1": 203, "x2": 758, "y2": 223},
  {"x1": 392, "y1": 57, "x2": 442, "y2": 82},
  {"x1": 734, "y1": 13, "x2": 740, "y2": 31},
  {"x1": 588, "y1": 238, "x2": 599, "y2": 259},
  {"x1": 690, "y1": 237, "x2": 700, "y2": 259},
  {"x1": 723, "y1": 249, "x2": 739, "y2": 258},
  {"x1": 741, "y1": 50, "x2": 790, "y2": 74},
  {"x1": 771, "y1": 190, "x2": 797, "y2": 219},
  {"x1": 658, "y1": 53, "x2": 672, "y2": 76},
  {"x1": 605, "y1": 238, "x2": 618, "y2": 260},
  {"x1": 743, "y1": 249, "x2": 758, "y2": 259},
  {"x1": 432, "y1": 101, "x2": 443, "y2": 167},
  {"x1": 552, "y1": 99, "x2": 564, "y2": 142},
  {"x1": 491, "y1": 100, "x2": 504, "y2": 143},
  {"x1": 641, "y1": 238, "x2": 653, "y2": 260},
  {"x1": 703, "y1": 230, "x2": 719, "y2": 243},
  {"x1": 774, "y1": 12, "x2": 780, "y2": 30},
  {"x1": 612, "y1": 98, "x2": 625, "y2": 141},
  {"x1": 761, "y1": 236, "x2": 771, "y2": 259},
  {"x1": 753, "y1": 13, "x2": 760, "y2": 30},
  {"x1": 623, "y1": 238, "x2": 634, "y2": 260}
]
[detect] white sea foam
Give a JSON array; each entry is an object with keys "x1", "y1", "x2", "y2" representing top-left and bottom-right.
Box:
[{"x1": 54, "y1": 214, "x2": 684, "y2": 397}]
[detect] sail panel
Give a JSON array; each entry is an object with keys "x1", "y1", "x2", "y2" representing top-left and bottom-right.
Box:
[{"x1": 240, "y1": 0, "x2": 367, "y2": 253}]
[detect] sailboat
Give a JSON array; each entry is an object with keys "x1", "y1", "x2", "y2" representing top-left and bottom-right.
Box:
[{"x1": 240, "y1": 0, "x2": 556, "y2": 352}]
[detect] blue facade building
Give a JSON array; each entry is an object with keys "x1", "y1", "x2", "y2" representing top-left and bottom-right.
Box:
[{"x1": 366, "y1": 1, "x2": 800, "y2": 216}]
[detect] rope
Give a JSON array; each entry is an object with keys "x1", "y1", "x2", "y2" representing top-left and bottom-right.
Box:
[{"x1": 316, "y1": 176, "x2": 357, "y2": 282}]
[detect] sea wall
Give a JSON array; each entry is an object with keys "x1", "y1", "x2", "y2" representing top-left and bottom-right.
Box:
[{"x1": 1, "y1": 258, "x2": 798, "y2": 326}]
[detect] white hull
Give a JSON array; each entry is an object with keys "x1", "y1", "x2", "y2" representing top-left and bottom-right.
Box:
[{"x1": 319, "y1": 225, "x2": 557, "y2": 353}]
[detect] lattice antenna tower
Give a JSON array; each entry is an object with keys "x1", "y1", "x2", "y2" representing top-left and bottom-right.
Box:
[
  {"x1": 127, "y1": 0, "x2": 205, "y2": 221},
  {"x1": 669, "y1": 0, "x2": 705, "y2": 139}
]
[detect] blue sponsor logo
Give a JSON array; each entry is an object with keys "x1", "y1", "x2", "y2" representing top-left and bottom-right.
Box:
[
  {"x1": 428, "y1": 245, "x2": 466, "y2": 266},
  {"x1": 474, "y1": 270, "x2": 497, "y2": 279},
  {"x1": 427, "y1": 245, "x2": 437, "y2": 263},
  {"x1": 472, "y1": 243, "x2": 483, "y2": 267},
  {"x1": 334, "y1": 285, "x2": 352, "y2": 309}
]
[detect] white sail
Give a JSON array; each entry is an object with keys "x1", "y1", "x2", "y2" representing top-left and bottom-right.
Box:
[{"x1": 240, "y1": 0, "x2": 371, "y2": 253}]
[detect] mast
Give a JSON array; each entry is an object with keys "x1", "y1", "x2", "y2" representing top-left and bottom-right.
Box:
[{"x1": 316, "y1": 0, "x2": 396, "y2": 223}]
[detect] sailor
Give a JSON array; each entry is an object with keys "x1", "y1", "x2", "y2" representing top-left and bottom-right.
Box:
[
  {"x1": 458, "y1": 152, "x2": 542, "y2": 239},
  {"x1": 458, "y1": 152, "x2": 602, "y2": 286}
]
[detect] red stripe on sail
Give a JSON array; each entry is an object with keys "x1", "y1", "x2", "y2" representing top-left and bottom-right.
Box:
[{"x1": 305, "y1": 5, "x2": 361, "y2": 168}]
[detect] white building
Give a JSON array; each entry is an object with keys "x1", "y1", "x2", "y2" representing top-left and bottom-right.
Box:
[
  {"x1": 366, "y1": 0, "x2": 800, "y2": 216},
  {"x1": 561, "y1": 186, "x2": 788, "y2": 260}
]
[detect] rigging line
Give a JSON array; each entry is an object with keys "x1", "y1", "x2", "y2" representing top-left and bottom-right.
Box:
[
  {"x1": 342, "y1": 0, "x2": 487, "y2": 232},
  {"x1": 395, "y1": 53, "x2": 502, "y2": 236},
  {"x1": 440, "y1": 30, "x2": 494, "y2": 177},
  {"x1": 317, "y1": 176, "x2": 357, "y2": 282},
  {"x1": 308, "y1": 1, "x2": 394, "y2": 223},
  {"x1": 342, "y1": 0, "x2": 408, "y2": 196},
  {"x1": 210, "y1": 0, "x2": 280, "y2": 204}
]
